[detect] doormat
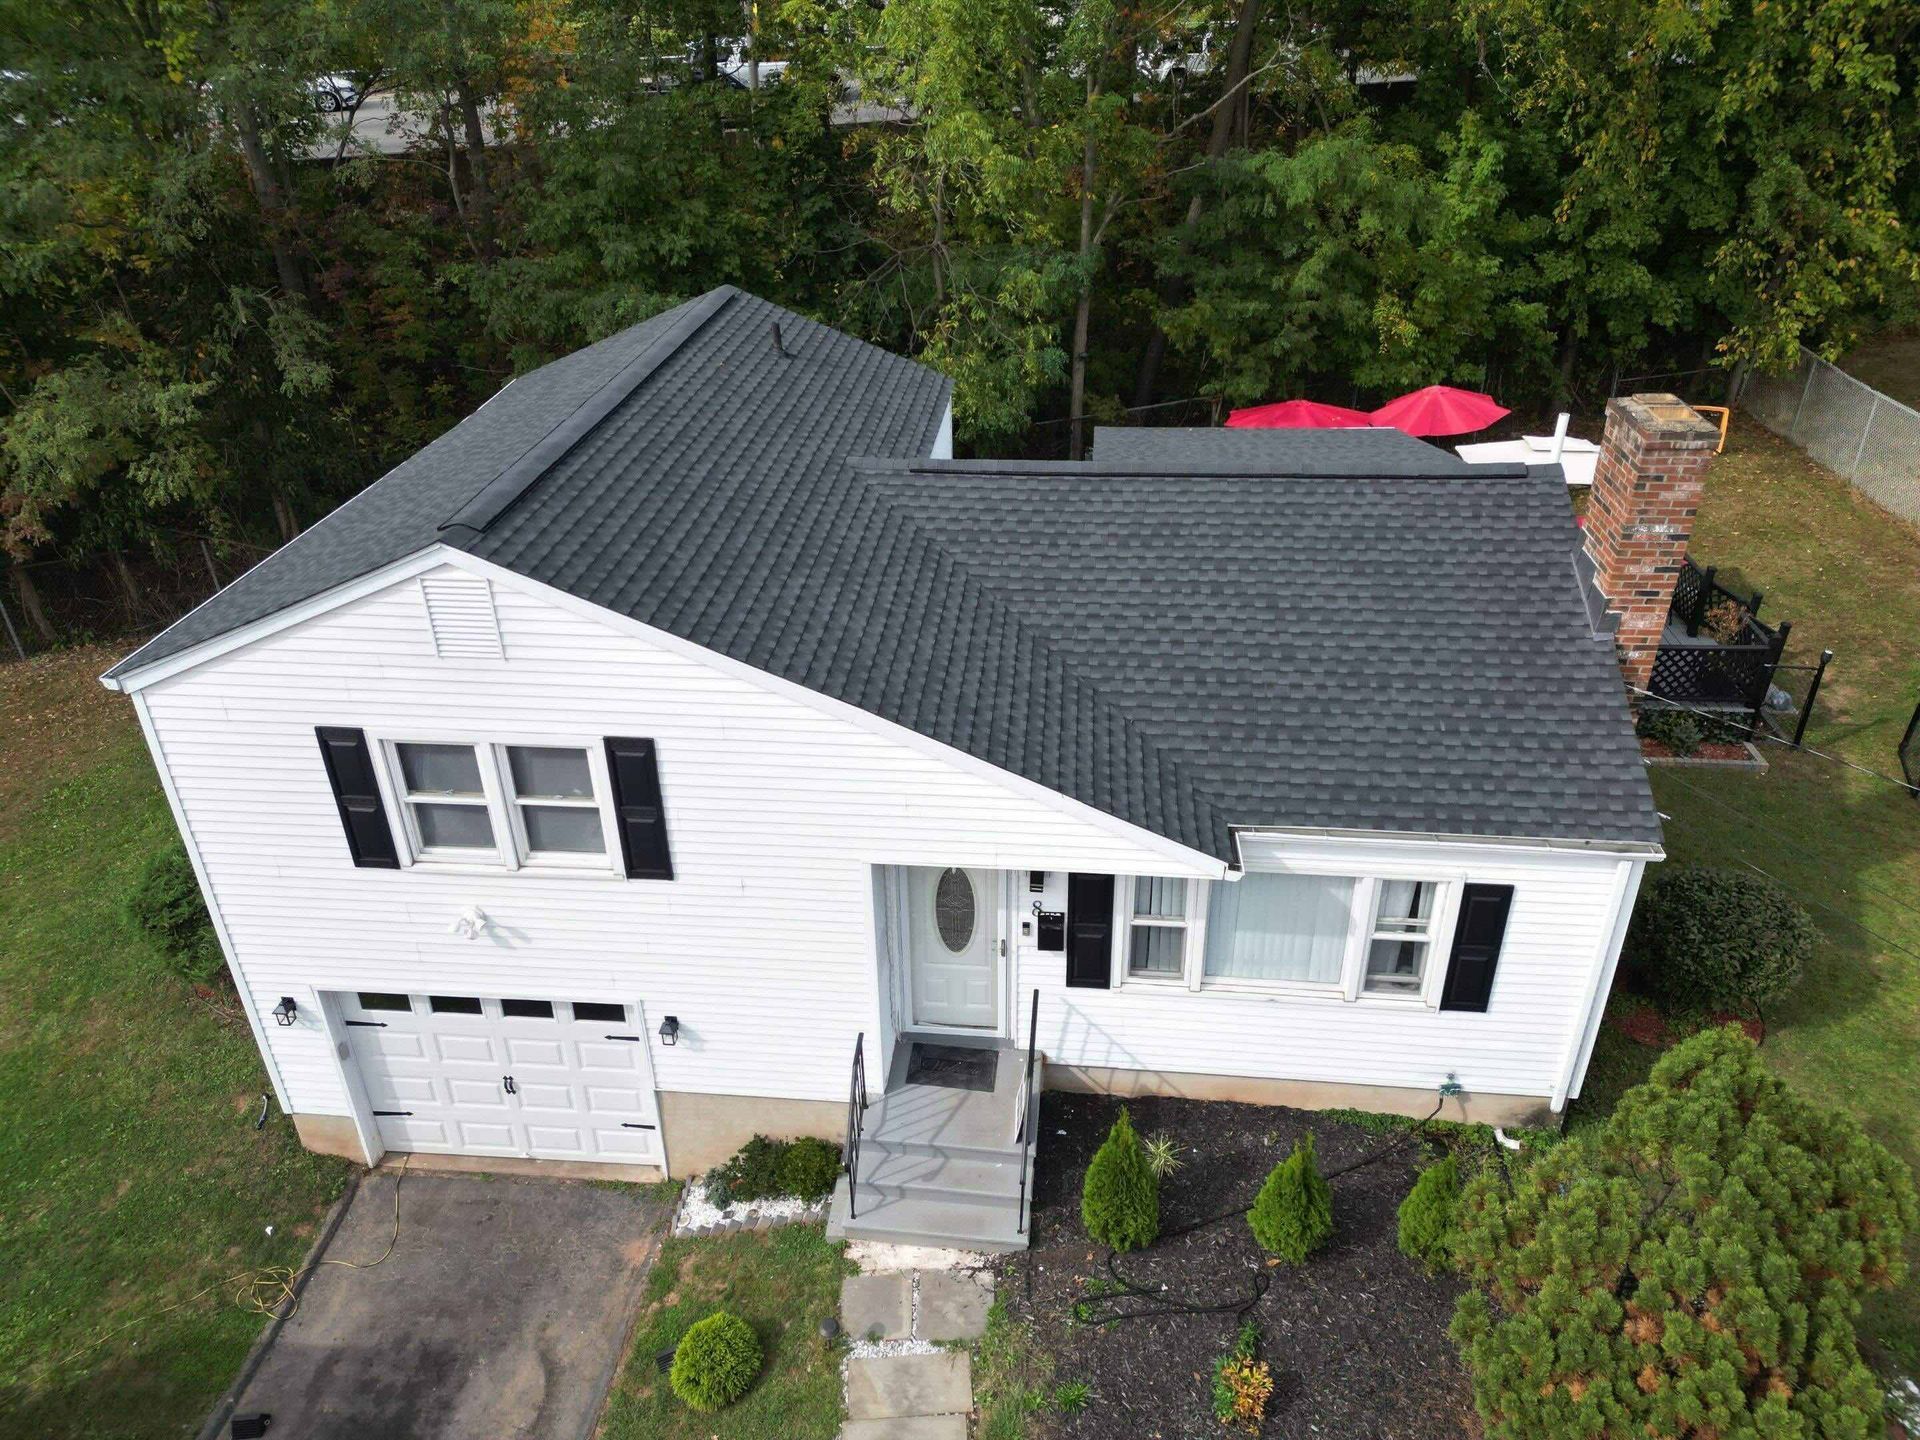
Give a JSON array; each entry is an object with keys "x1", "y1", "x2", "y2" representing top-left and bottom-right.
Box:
[{"x1": 905, "y1": 1042, "x2": 997, "y2": 1092}]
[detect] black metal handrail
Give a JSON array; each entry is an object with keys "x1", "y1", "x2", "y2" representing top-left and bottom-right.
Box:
[
  {"x1": 844, "y1": 1032, "x2": 868, "y2": 1220},
  {"x1": 1015, "y1": 989, "x2": 1040, "y2": 1234}
]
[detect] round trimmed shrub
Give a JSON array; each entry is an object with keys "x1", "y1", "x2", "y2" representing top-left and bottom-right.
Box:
[
  {"x1": 1081, "y1": 1107, "x2": 1159, "y2": 1251},
  {"x1": 1396, "y1": 1153, "x2": 1461, "y2": 1274},
  {"x1": 126, "y1": 840, "x2": 224, "y2": 984},
  {"x1": 777, "y1": 1136, "x2": 842, "y2": 1201},
  {"x1": 1249, "y1": 1132, "x2": 1333, "y2": 1262},
  {"x1": 669, "y1": 1310, "x2": 762, "y2": 1412},
  {"x1": 1628, "y1": 865, "x2": 1814, "y2": 1012}
]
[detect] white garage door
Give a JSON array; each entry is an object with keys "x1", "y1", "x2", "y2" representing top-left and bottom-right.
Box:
[{"x1": 340, "y1": 991, "x2": 663, "y2": 1167}]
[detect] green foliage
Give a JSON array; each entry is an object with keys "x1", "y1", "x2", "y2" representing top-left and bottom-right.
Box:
[
  {"x1": 776, "y1": 1137, "x2": 843, "y2": 1203},
  {"x1": 1451, "y1": 1028, "x2": 1917, "y2": 1440},
  {"x1": 1080, "y1": 1107, "x2": 1159, "y2": 1252},
  {"x1": 1210, "y1": 1321, "x2": 1273, "y2": 1432},
  {"x1": 1635, "y1": 707, "x2": 1703, "y2": 757},
  {"x1": 1248, "y1": 1133, "x2": 1334, "y2": 1263},
  {"x1": 126, "y1": 840, "x2": 224, "y2": 985},
  {"x1": 705, "y1": 1135, "x2": 842, "y2": 1207},
  {"x1": 1396, "y1": 1153, "x2": 1462, "y2": 1274},
  {"x1": 1052, "y1": 1379, "x2": 1091, "y2": 1415},
  {"x1": 1141, "y1": 1131, "x2": 1184, "y2": 1177},
  {"x1": 1628, "y1": 865, "x2": 1816, "y2": 1011},
  {"x1": 667, "y1": 1309, "x2": 763, "y2": 1412}
]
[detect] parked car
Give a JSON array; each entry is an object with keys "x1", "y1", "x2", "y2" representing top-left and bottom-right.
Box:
[{"x1": 309, "y1": 75, "x2": 359, "y2": 113}]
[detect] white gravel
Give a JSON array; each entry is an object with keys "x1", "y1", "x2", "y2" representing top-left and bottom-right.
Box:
[{"x1": 672, "y1": 1176, "x2": 825, "y2": 1235}]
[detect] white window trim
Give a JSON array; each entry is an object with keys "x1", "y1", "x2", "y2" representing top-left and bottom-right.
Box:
[
  {"x1": 1113, "y1": 864, "x2": 1467, "y2": 1008},
  {"x1": 1115, "y1": 877, "x2": 1207, "y2": 986},
  {"x1": 374, "y1": 734, "x2": 623, "y2": 877}
]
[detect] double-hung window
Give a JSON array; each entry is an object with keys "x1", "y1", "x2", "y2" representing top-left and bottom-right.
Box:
[
  {"x1": 1362, "y1": 880, "x2": 1439, "y2": 996},
  {"x1": 1127, "y1": 877, "x2": 1192, "y2": 979},
  {"x1": 384, "y1": 739, "x2": 614, "y2": 871},
  {"x1": 504, "y1": 746, "x2": 608, "y2": 861},
  {"x1": 395, "y1": 743, "x2": 497, "y2": 856}
]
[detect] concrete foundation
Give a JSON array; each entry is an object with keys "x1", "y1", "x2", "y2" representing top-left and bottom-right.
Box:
[
  {"x1": 293, "y1": 1112, "x2": 368, "y2": 1162},
  {"x1": 656, "y1": 1089, "x2": 843, "y2": 1174},
  {"x1": 1044, "y1": 1063, "x2": 1559, "y2": 1129},
  {"x1": 376, "y1": 1151, "x2": 667, "y2": 1184}
]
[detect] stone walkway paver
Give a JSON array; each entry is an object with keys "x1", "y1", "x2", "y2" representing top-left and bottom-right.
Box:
[{"x1": 837, "y1": 1268, "x2": 992, "y2": 1440}]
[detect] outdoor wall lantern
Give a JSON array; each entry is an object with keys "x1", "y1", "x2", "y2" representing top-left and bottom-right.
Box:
[
  {"x1": 271, "y1": 996, "x2": 298, "y2": 1027},
  {"x1": 658, "y1": 1015, "x2": 681, "y2": 1047}
]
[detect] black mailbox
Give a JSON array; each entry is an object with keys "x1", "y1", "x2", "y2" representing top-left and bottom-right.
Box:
[{"x1": 1035, "y1": 909, "x2": 1066, "y2": 952}]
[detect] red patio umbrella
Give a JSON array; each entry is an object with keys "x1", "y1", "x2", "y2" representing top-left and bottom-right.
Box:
[
  {"x1": 1225, "y1": 399, "x2": 1377, "y2": 429},
  {"x1": 1369, "y1": 384, "x2": 1510, "y2": 437}
]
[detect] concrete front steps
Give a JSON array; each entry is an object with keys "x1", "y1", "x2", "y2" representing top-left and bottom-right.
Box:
[{"x1": 826, "y1": 1038, "x2": 1042, "y2": 1253}]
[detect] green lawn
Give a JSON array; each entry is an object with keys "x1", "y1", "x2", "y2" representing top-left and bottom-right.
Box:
[
  {"x1": 599, "y1": 1222, "x2": 854, "y2": 1440},
  {"x1": 0, "y1": 658, "x2": 351, "y2": 1438},
  {"x1": 1568, "y1": 425, "x2": 1920, "y2": 1370}
]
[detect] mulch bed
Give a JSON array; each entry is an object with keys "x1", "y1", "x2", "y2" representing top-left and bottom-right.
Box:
[
  {"x1": 997, "y1": 1092, "x2": 1475, "y2": 1439},
  {"x1": 1639, "y1": 737, "x2": 1756, "y2": 762}
]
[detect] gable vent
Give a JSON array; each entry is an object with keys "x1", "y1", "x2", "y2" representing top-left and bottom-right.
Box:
[{"x1": 419, "y1": 574, "x2": 504, "y2": 660}]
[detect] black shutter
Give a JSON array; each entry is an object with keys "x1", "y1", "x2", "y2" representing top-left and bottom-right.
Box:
[
  {"x1": 1065, "y1": 873, "x2": 1115, "y2": 989},
  {"x1": 314, "y1": 727, "x2": 399, "y2": 869},
  {"x1": 604, "y1": 737, "x2": 674, "y2": 880},
  {"x1": 1439, "y1": 883, "x2": 1515, "y2": 1012}
]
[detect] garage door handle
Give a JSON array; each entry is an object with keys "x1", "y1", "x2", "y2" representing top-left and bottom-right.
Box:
[
  {"x1": 503, "y1": 1075, "x2": 517, "y2": 1094},
  {"x1": 605, "y1": 1034, "x2": 640, "y2": 1042},
  {"x1": 345, "y1": 1020, "x2": 387, "y2": 1028},
  {"x1": 622, "y1": 1123, "x2": 656, "y2": 1130},
  {"x1": 372, "y1": 1110, "x2": 413, "y2": 1117}
]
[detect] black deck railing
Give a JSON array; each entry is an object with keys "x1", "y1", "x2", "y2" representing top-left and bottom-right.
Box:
[
  {"x1": 1671, "y1": 555, "x2": 1765, "y2": 638},
  {"x1": 1900, "y1": 700, "x2": 1920, "y2": 797},
  {"x1": 843, "y1": 1032, "x2": 868, "y2": 1220},
  {"x1": 1650, "y1": 556, "x2": 1792, "y2": 729},
  {"x1": 1015, "y1": 989, "x2": 1039, "y2": 1235}
]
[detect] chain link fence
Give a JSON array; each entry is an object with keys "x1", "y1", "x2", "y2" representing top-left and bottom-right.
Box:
[{"x1": 1738, "y1": 348, "x2": 1920, "y2": 526}]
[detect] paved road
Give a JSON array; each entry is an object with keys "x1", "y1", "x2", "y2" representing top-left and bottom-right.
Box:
[
  {"x1": 308, "y1": 86, "x2": 908, "y2": 159},
  {"x1": 221, "y1": 1172, "x2": 669, "y2": 1440}
]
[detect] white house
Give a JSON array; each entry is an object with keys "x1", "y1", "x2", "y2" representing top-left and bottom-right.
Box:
[{"x1": 103, "y1": 288, "x2": 1685, "y2": 1250}]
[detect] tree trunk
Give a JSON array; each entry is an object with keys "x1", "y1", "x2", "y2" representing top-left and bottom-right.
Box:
[
  {"x1": 931, "y1": 174, "x2": 947, "y2": 308},
  {"x1": 232, "y1": 108, "x2": 307, "y2": 300},
  {"x1": 273, "y1": 489, "x2": 300, "y2": 542},
  {"x1": 10, "y1": 563, "x2": 55, "y2": 643},
  {"x1": 456, "y1": 78, "x2": 496, "y2": 259},
  {"x1": 1557, "y1": 327, "x2": 1581, "y2": 403},
  {"x1": 1068, "y1": 85, "x2": 1099, "y2": 463},
  {"x1": 1131, "y1": 0, "x2": 1262, "y2": 409},
  {"x1": 109, "y1": 549, "x2": 142, "y2": 620}
]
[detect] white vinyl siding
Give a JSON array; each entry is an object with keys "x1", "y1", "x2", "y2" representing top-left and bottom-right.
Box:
[
  {"x1": 1022, "y1": 842, "x2": 1637, "y2": 1105},
  {"x1": 136, "y1": 561, "x2": 1204, "y2": 1121}
]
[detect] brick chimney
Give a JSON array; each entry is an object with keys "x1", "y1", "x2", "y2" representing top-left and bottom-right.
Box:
[{"x1": 1583, "y1": 394, "x2": 1720, "y2": 692}]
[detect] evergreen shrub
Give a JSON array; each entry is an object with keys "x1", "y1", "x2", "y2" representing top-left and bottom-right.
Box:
[
  {"x1": 1080, "y1": 1107, "x2": 1159, "y2": 1251},
  {"x1": 1248, "y1": 1132, "x2": 1334, "y2": 1262}
]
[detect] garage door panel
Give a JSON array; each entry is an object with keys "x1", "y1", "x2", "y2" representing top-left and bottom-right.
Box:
[
  {"x1": 504, "y1": 1037, "x2": 567, "y2": 1066},
  {"x1": 342, "y1": 991, "x2": 660, "y2": 1168},
  {"x1": 575, "y1": 1041, "x2": 644, "y2": 1071},
  {"x1": 433, "y1": 1033, "x2": 502, "y2": 1064}
]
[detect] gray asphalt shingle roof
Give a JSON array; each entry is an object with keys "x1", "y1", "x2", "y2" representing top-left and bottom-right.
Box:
[
  {"x1": 110, "y1": 287, "x2": 1660, "y2": 858},
  {"x1": 1091, "y1": 424, "x2": 1471, "y2": 471}
]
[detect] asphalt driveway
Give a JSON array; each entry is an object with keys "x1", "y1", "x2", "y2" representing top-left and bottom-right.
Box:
[{"x1": 226, "y1": 1171, "x2": 670, "y2": 1440}]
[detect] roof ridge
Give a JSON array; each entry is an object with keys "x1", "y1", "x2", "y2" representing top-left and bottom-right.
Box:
[{"x1": 439, "y1": 287, "x2": 739, "y2": 544}]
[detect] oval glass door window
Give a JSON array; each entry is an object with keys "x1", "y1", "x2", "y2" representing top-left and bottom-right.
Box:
[{"x1": 934, "y1": 868, "x2": 976, "y2": 953}]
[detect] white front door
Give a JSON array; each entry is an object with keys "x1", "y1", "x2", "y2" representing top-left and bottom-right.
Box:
[
  {"x1": 341, "y1": 991, "x2": 662, "y2": 1166},
  {"x1": 908, "y1": 866, "x2": 999, "y2": 1029}
]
